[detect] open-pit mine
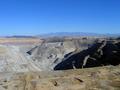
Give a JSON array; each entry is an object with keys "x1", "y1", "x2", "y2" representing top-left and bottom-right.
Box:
[{"x1": 0, "y1": 36, "x2": 120, "y2": 90}]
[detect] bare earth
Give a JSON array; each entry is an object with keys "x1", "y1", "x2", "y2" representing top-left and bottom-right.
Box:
[
  {"x1": 0, "y1": 38, "x2": 42, "y2": 45},
  {"x1": 0, "y1": 65, "x2": 120, "y2": 90}
]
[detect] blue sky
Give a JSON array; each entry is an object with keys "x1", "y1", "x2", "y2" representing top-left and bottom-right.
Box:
[{"x1": 0, "y1": 0, "x2": 120, "y2": 36}]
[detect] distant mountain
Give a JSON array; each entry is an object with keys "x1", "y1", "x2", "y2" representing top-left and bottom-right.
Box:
[
  {"x1": 1, "y1": 32, "x2": 120, "y2": 38},
  {"x1": 37, "y1": 32, "x2": 120, "y2": 38},
  {"x1": 5, "y1": 35, "x2": 37, "y2": 38}
]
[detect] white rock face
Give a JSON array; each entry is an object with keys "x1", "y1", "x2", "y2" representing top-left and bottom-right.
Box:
[{"x1": 0, "y1": 45, "x2": 41, "y2": 72}]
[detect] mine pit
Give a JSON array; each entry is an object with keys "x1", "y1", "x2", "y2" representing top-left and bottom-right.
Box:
[
  {"x1": 0, "y1": 38, "x2": 119, "y2": 72},
  {"x1": 25, "y1": 38, "x2": 120, "y2": 71}
]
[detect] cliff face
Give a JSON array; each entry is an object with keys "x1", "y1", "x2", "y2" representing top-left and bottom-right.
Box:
[
  {"x1": 27, "y1": 39, "x2": 95, "y2": 71},
  {"x1": 27, "y1": 38, "x2": 120, "y2": 71},
  {"x1": 54, "y1": 40, "x2": 120, "y2": 70}
]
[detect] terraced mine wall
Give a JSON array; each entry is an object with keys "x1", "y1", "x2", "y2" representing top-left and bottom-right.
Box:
[
  {"x1": 0, "y1": 37, "x2": 119, "y2": 72},
  {"x1": 27, "y1": 38, "x2": 97, "y2": 71}
]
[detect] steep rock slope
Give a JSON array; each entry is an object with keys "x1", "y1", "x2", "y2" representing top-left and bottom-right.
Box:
[
  {"x1": 0, "y1": 45, "x2": 41, "y2": 72},
  {"x1": 27, "y1": 39, "x2": 94, "y2": 71}
]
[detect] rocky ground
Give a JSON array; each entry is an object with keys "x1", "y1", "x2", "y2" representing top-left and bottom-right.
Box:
[{"x1": 0, "y1": 65, "x2": 120, "y2": 90}]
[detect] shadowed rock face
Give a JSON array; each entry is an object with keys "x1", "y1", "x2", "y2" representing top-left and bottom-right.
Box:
[
  {"x1": 54, "y1": 43, "x2": 102, "y2": 70},
  {"x1": 54, "y1": 40, "x2": 120, "y2": 70}
]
